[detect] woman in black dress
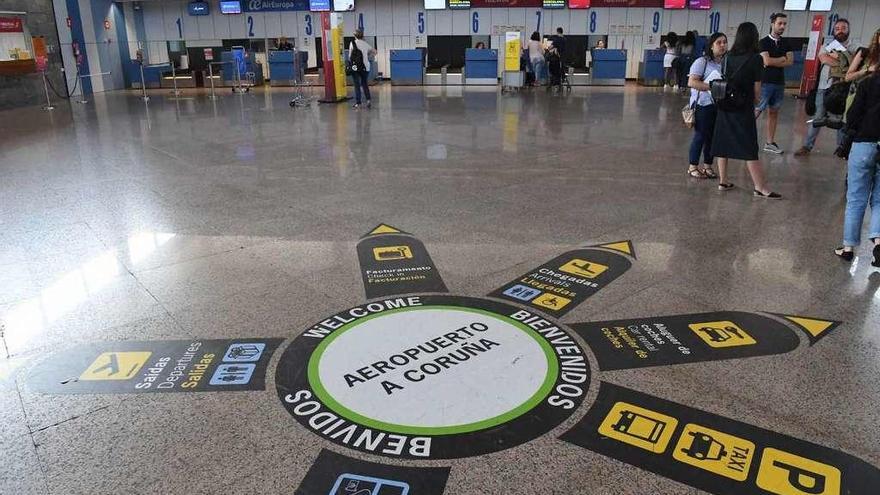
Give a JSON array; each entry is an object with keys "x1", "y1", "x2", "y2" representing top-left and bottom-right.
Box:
[{"x1": 712, "y1": 22, "x2": 782, "y2": 199}]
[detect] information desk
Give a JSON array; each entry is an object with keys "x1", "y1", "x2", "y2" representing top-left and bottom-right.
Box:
[
  {"x1": 0, "y1": 59, "x2": 36, "y2": 76},
  {"x1": 785, "y1": 50, "x2": 805, "y2": 89},
  {"x1": 269, "y1": 50, "x2": 309, "y2": 85},
  {"x1": 639, "y1": 49, "x2": 665, "y2": 86},
  {"x1": 591, "y1": 49, "x2": 626, "y2": 86},
  {"x1": 465, "y1": 48, "x2": 498, "y2": 85},
  {"x1": 389, "y1": 49, "x2": 423, "y2": 85}
]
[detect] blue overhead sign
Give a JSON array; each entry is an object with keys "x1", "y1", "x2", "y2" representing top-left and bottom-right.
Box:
[{"x1": 241, "y1": 0, "x2": 310, "y2": 11}]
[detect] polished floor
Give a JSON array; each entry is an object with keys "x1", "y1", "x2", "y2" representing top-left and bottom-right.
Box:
[{"x1": 1, "y1": 84, "x2": 878, "y2": 495}]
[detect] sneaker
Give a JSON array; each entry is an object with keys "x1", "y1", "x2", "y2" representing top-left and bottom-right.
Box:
[
  {"x1": 673, "y1": 84, "x2": 679, "y2": 90},
  {"x1": 352, "y1": 103, "x2": 360, "y2": 109},
  {"x1": 366, "y1": 100, "x2": 372, "y2": 109},
  {"x1": 753, "y1": 189, "x2": 783, "y2": 200},
  {"x1": 794, "y1": 146, "x2": 812, "y2": 156},
  {"x1": 873, "y1": 244, "x2": 880, "y2": 267},
  {"x1": 763, "y1": 142, "x2": 784, "y2": 154}
]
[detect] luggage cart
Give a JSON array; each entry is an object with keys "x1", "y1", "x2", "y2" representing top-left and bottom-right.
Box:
[
  {"x1": 289, "y1": 50, "x2": 314, "y2": 108},
  {"x1": 501, "y1": 70, "x2": 524, "y2": 94}
]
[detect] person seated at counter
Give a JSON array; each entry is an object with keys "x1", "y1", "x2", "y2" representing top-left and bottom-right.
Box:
[
  {"x1": 595, "y1": 39, "x2": 606, "y2": 50},
  {"x1": 475, "y1": 42, "x2": 487, "y2": 50},
  {"x1": 275, "y1": 37, "x2": 293, "y2": 51}
]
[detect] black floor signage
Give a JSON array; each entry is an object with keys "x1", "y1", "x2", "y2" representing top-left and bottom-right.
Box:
[
  {"x1": 572, "y1": 312, "x2": 839, "y2": 370},
  {"x1": 275, "y1": 295, "x2": 590, "y2": 459},
  {"x1": 26, "y1": 339, "x2": 282, "y2": 394},
  {"x1": 295, "y1": 449, "x2": 450, "y2": 495},
  {"x1": 357, "y1": 224, "x2": 449, "y2": 299},
  {"x1": 488, "y1": 241, "x2": 634, "y2": 317},
  {"x1": 561, "y1": 382, "x2": 880, "y2": 495}
]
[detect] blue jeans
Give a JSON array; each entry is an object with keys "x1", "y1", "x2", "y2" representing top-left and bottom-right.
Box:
[
  {"x1": 843, "y1": 142, "x2": 880, "y2": 246},
  {"x1": 689, "y1": 104, "x2": 717, "y2": 166},
  {"x1": 352, "y1": 71, "x2": 370, "y2": 104},
  {"x1": 804, "y1": 87, "x2": 844, "y2": 150},
  {"x1": 756, "y1": 82, "x2": 785, "y2": 111},
  {"x1": 531, "y1": 58, "x2": 545, "y2": 84}
]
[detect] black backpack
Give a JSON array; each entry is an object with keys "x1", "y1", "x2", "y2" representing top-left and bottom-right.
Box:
[
  {"x1": 711, "y1": 54, "x2": 753, "y2": 112},
  {"x1": 348, "y1": 42, "x2": 364, "y2": 74}
]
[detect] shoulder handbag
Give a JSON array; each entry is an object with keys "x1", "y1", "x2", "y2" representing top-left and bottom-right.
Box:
[
  {"x1": 710, "y1": 54, "x2": 751, "y2": 111},
  {"x1": 682, "y1": 57, "x2": 710, "y2": 128},
  {"x1": 346, "y1": 42, "x2": 364, "y2": 75}
]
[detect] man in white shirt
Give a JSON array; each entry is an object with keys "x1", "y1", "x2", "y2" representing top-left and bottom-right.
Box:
[{"x1": 795, "y1": 19, "x2": 852, "y2": 156}]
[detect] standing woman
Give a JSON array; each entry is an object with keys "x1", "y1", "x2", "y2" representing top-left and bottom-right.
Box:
[
  {"x1": 349, "y1": 29, "x2": 376, "y2": 109},
  {"x1": 686, "y1": 32, "x2": 727, "y2": 179},
  {"x1": 711, "y1": 22, "x2": 781, "y2": 199},
  {"x1": 663, "y1": 32, "x2": 679, "y2": 89},
  {"x1": 527, "y1": 32, "x2": 545, "y2": 86},
  {"x1": 835, "y1": 70, "x2": 880, "y2": 264}
]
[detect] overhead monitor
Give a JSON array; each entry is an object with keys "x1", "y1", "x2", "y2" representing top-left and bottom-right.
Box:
[
  {"x1": 219, "y1": 0, "x2": 241, "y2": 14},
  {"x1": 783, "y1": 0, "x2": 808, "y2": 10},
  {"x1": 688, "y1": 0, "x2": 711, "y2": 9},
  {"x1": 188, "y1": 1, "x2": 210, "y2": 15},
  {"x1": 664, "y1": 0, "x2": 686, "y2": 9},
  {"x1": 425, "y1": 0, "x2": 445, "y2": 9},
  {"x1": 569, "y1": 0, "x2": 590, "y2": 7},
  {"x1": 543, "y1": 0, "x2": 565, "y2": 8},
  {"x1": 309, "y1": 0, "x2": 330, "y2": 11},
  {"x1": 809, "y1": 0, "x2": 833, "y2": 11},
  {"x1": 448, "y1": 0, "x2": 470, "y2": 9},
  {"x1": 333, "y1": 0, "x2": 354, "y2": 10}
]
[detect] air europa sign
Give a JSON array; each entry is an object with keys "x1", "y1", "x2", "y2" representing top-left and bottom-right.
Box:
[
  {"x1": 242, "y1": 0, "x2": 309, "y2": 11},
  {"x1": 275, "y1": 294, "x2": 591, "y2": 459}
]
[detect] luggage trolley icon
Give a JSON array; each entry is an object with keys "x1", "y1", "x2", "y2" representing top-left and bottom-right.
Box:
[
  {"x1": 611, "y1": 410, "x2": 668, "y2": 446},
  {"x1": 328, "y1": 474, "x2": 410, "y2": 495}
]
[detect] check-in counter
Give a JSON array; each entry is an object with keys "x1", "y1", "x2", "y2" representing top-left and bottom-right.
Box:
[
  {"x1": 639, "y1": 49, "x2": 665, "y2": 86},
  {"x1": 128, "y1": 62, "x2": 170, "y2": 89},
  {"x1": 160, "y1": 69, "x2": 196, "y2": 88},
  {"x1": 390, "y1": 49, "x2": 423, "y2": 85},
  {"x1": 269, "y1": 50, "x2": 301, "y2": 85},
  {"x1": 465, "y1": 48, "x2": 498, "y2": 85},
  {"x1": 591, "y1": 49, "x2": 627, "y2": 86},
  {"x1": 785, "y1": 50, "x2": 805, "y2": 89}
]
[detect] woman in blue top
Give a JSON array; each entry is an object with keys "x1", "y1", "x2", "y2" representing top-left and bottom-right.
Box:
[{"x1": 686, "y1": 32, "x2": 727, "y2": 179}]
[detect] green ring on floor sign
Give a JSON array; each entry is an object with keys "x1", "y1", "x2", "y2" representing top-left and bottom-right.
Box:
[{"x1": 307, "y1": 305, "x2": 560, "y2": 436}]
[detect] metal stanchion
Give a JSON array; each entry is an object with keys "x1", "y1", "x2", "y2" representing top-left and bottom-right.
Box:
[
  {"x1": 75, "y1": 71, "x2": 112, "y2": 104},
  {"x1": 207, "y1": 63, "x2": 218, "y2": 100},
  {"x1": 41, "y1": 71, "x2": 55, "y2": 110},
  {"x1": 139, "y1": 62, "x2": 150, "y2": 102},
  {"x1": 170, "y1": 62, "x2": 182, "y2": 97}
]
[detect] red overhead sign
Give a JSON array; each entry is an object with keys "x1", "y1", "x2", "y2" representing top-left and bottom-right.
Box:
[
  {"x1": 470, "y1": 0, "x2": 542, "y2": 7},
  {"x1": 0, "y1": 16, "x2": 24, "y2": 33},
  {"x1": 591, "y1": 0, "x2": 663, "y2": 6}
]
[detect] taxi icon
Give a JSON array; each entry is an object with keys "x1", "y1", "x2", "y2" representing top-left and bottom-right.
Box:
[{"x1": 680, "y1": 431, "x2": 728, "y2": 461}]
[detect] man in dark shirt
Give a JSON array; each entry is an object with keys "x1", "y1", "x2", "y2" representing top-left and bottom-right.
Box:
[
  {"x1": 757, "y1": 13, "x2": 793, "y2": 154},
  {"x1": 550, "y1": 27, "x2": 566, "y2": 64}
]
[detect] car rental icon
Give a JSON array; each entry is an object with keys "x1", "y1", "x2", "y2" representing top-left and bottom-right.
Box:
[{"x1": 695, "y1": 325, "x2": 746, "y2": 343}]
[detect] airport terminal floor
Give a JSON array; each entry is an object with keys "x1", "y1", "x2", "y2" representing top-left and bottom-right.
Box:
[{"x1": 1, "y1": 84, "x2": 879, "y2": 495}]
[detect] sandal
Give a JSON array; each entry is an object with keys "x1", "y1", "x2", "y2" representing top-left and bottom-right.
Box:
[
  {"x1": 687, "y1": 167, "x2": 706, "y2": 179},
  {"x1": 835, "y1": 247, "x2": 854, "y2": 262},
  {"x1": 718, "y1": 182, "x2": 734, "y2": 191},
  {"x1": 701, "y1": 167, "x2": 717, "y2": 179}
]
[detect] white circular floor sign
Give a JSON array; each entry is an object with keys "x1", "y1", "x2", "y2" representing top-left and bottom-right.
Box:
[{"x1": 276, "y1": 295, "x2": 591, "y2": 459}]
